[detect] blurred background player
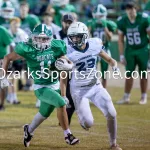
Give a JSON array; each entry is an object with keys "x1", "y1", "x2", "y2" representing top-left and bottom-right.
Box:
[
  {"x1": 19, "y1": 1, "x2": 40, "y2": 35},
  {"x1": 117, "y1": 1, "x2": 150, "y2": 105},
  {"x1": 6, "y1": 17, "x2": 28, "y2": 104},
  {"x1": 87, "y1": 4, "x2": 117, "y2": 88},
  {"x1": 0, "y1": 1, "x2": 15, "y2": 28},
  {"x1": 0, "y1": 25, "x2": 14, "y2": 110},
  {"x1": 19, "y1": 1, "x2": 40, "y2": 91},
  {"x1": 51, "y1": 0, "x2": 76, "y2": 27},
  {"x1": 42, "y1": 12, "x2": 61, "y2": 35},
  {"x1": 54, "y1": 13, "x2": 76, "y2": 125}
]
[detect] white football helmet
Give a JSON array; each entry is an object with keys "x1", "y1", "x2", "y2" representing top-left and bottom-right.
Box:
[
  {"x1": 92, "y1": 4, "x2": 107, "y2": 20},
  {"x1": 51, "y1": 0, "x2": 69, "y2": 7},
  {"x1": 67, "y1": 22, "x2": 89, "y2": 48}
]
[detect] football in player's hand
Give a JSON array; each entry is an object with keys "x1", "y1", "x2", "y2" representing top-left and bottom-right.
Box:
[{"x1": 55, "y1": 58, "x2": 73, "y2": 70}]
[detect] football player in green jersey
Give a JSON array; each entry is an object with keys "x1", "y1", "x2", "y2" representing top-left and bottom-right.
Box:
[
  {"x1": 0, "y1": 1, "x2": 15, "y2": 29},
  {"x1": 0, "y1": 25, "x2": 14, "y2": 111},
  {"x1": 117, "y1": 2, "x2": 150, "y2": 105},
  {"x1": 51, "y1": 0, "x2": 76, "y2": 27},
  {"x1": 1, "y1": 24, "x2": 79, "y2": 146},
  {"x1": 87, "y1": 4, "x2": 117, "y2": 88}
]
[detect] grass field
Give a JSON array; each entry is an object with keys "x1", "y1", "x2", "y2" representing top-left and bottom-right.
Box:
[{"x1": 0, "y1": 87, "x2": 150, "y2": 150}]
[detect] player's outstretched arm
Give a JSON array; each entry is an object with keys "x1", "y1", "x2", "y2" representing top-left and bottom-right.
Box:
[
  {"x1": 104, "y1": 27, "x2": 113, "y2": 41},
  {"x1": 2, "y1": 51, "x2": 23, "y2": 75},
  {"x1": 0, "y1": 52, "x2": 23, "y2": 89},
  {"x1": 99, "y1": 50, "x2": 118, "y2": 70}
]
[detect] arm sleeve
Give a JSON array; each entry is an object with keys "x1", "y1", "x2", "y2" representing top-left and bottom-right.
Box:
[
  {"x1": 86, "y1": 20, "x2": 92, "y2": 28},
  {"x1": 1, "y1": 27, "x2": 13, "y2": 46},
  {"x1": 14, "y1": 43, "x2": 26, "y2": 58},
  {"x1": 117, "y1": 17, "x2": 124, "y2": 34},
  {"x1": 54, "y1": 40, "x2": 67, "y2": 58},
  {"x1": 145, "y1": 16, "x2": 150, "y2": 31},
  {"x1": 107, "y1": 21, "x2": 117, "y2": 33},
  {"x1": 93, "y1": 38, "x2": 105, "y2": 54}
]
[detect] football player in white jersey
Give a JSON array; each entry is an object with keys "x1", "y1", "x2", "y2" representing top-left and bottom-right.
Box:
[{"x1": 58, "y1": 22, "x2": 122, "y2": 150}]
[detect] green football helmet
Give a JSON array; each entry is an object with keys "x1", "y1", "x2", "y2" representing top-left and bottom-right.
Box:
[
  {"x1": 92, "y1": 4, "x2": 107, "y2": 21},
  {"x1": 0, "y1": 1, "x2": 15, "y2": 19},
  {"x1": 31, "y1": 24, "x2": 53, "y2": 50}
]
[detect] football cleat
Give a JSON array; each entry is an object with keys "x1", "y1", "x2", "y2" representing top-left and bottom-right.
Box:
[
  {"x1": 65, "y1": 133, "x2": 80, "y2": 145},
  {"x1": 81, "y1": 124, "x2": 89, "y2": 131},
  {"x1": 116, "y1": 96, "x2": 130, "y2": 104},
  {"x1": 13, "y1": 100, "x2": 21, "y2": 104},
  {"x1": 23, "y1": 124, "x2": 33, "y2": 147},
  {"x1": 0, "y1": 105, "x2": 5, "y2": 111},
  {"x1": 139, "y1": 98, "x2": 147, "y2": 105},
  {"x1": 110, "y1": 144, "x2": 122, "y2": 150}
]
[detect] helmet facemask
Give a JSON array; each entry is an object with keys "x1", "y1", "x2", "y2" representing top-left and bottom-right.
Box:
[
  {"x1": 1, "y1": 8, "x2": 14, "y2": 19},
  {"x1": 68, "y1": 33, "x2": 88, "y2": 48},
  {"x1": 32, "y1": 33, "x2": 52, "y2": 51}
]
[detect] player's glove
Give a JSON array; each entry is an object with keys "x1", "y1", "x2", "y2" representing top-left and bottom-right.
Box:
[
  {"x1": 112, "y1": 66, "x2": 121, "y2": 74},
  {"x1": 0, "y1": 77, "x2": 13, "y2": 89},
  {"x1": 62, "y1": 96, "x2": 71, "y2": 108},
  {"x1": 55, "y1": 58, "x2": 73, "y2": 71}
]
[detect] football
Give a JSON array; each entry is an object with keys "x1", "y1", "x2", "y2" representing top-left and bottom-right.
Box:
[{"x1": 55, "y1": 58, "x2": 73, "y2": 70}]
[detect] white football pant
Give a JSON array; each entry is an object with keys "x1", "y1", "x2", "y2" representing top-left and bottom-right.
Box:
[{"x1": 70, "y1": 82, "x2": 117, "y2": 128}]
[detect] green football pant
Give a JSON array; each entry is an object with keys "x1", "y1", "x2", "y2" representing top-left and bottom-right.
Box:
[
  {"x1": 35, "y1": 88, "x2": 66, "y2": 117},
  {"x1": 125, "y1": 48, "x2": 149, "y2": 78}
]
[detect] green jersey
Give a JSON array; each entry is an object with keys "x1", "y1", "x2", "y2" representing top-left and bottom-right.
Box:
[
  {"x1": 117, "y1": 13, "x2": 150, "y2": 50},
  {"x1": 0, "y1": 26, "x2": 13, "y2": 59},
  {"x1": 20, "y1": 14, "x2": 40, "y2": 35},
  {"x1": 53, "y1": 4, "x2": 76, "y2": 27},
  {"x1": 87, "y1": 18, "x2": 117, "y2": 49},
  {"x1": 0, "y1": 17, "x2": 10, "y2": 29},
  {"x1": 14, "y1": 39, "x2": 66, "y2": 85}
]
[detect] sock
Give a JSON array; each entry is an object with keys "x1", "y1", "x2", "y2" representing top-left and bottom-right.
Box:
[
  {"x1": 124, "y1": 93, "x2": 130, "y2": 99},
  {"x1": 10, "y1": 93, "x2": 14, "y2": 103},
  {"x1": 13, "y1": 93, "x2": 17, "y2": 100},
  {"x1": 107, "y1": 116, "x2": 117, "y2": 146},
  {"x1": 64, "y1": 129, "x2": 71, "y2": 137},
  {"x1": 6, "y1": 94, "x2": 10, "y2": 101},
  {"x1": 28, "y1": 112, "x2": 47, "y2": 134},
  {"x1": 141, "y1": 93, "x2": 147, "y2": 99}
]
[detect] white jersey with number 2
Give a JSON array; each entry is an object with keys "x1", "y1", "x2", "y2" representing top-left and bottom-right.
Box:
[{"x1": 66, "y1": 38, "x2": 104, "y2": 87}]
